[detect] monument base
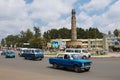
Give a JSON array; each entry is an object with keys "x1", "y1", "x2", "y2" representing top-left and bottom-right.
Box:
[{"x1": 66, "y1": 41, "x2": 82, "y2": 48}]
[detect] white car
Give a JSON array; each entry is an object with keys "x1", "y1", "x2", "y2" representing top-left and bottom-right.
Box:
[{"x1": 65, "y1": 48, "x2": 91, "y2": 59}]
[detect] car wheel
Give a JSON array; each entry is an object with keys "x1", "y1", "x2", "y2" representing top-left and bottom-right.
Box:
[
  {"x1": 74, "y1": 65, "x2": 80, "y2": 73},
  {"x1": 88, "y1": 55, "x2": 91, "y2": 59},
  {"x1": 24, "y1": 57, "x2": 28, "y2": 60},
  {"x1": 53, "y1": 63, "x2": 58, "y2": 69}
]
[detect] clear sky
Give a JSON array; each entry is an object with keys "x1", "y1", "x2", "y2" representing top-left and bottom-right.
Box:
[{"x1": 0, "y1": 0, "x2": 120, "y2": 40}]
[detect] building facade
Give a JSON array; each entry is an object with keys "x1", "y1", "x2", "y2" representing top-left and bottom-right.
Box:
[{"x1": 50, "y1": 33, "x2": 119, "y2": 51}]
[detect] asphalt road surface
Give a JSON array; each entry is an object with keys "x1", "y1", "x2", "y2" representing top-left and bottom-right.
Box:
[{"x1": 0, "y1": 54, "x2": 120, "y2": 80}]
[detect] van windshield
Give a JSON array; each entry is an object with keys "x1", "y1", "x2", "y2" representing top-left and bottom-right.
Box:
[{"x1": 35, "y1": 50, "x2": 41, "y2": 53}]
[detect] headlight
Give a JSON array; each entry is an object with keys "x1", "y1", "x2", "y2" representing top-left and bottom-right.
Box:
[{"x1": 82, "y1": 63, "x2": 84, "y2": 67}]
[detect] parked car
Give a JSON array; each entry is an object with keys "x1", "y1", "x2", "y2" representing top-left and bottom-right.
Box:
[
  {"x1": 5, "y1": 52, "x2": 15, "y2": 58},
  {"x1": 65, "y1": 48, "x2": 91, "y2": 59},
  {"x1": 21, "y1": 48, "x2": 44, "y2": 60},
  {"x1": 49, "y1": 52, "x2": 92, "y2": 73},
  {"x1": 1, "y1": 51, "x2": 8, "y2": 56}
]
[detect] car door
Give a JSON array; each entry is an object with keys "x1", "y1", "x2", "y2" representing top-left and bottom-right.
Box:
[
  {"x1": 56, "y1": 54, "x2": 64, "y2": 66},
  {"x1": 62, "y1": 54, "x2": 73, "y2": 68}
]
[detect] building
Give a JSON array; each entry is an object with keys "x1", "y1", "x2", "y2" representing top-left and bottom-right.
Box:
[
  {"x1": 51, "y1": 38, "x2": 104, "y2": 51},
  {"x1": 51, "y1": 33, "x2": 119, "y2": 51}
]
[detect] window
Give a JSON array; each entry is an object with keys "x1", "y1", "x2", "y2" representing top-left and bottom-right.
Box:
[{"x1": 64, "y1": 54, "x2": 70, "y2": 59}]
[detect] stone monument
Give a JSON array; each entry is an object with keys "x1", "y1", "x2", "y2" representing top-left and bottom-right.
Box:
[
  {"x1": 71, "y1": 9, "x2": 77, "y2": 41},
  {"x1": 66, "y1": 9, "x2": 82, "y2": 48}
]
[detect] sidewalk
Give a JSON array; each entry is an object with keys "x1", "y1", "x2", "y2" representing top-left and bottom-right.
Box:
[
  {"x1": 44, "y1": 52, "x2": 120, "y2": 58},
  {"x1": 92, "y1": 52, "x2": 120, "y2": 58}
]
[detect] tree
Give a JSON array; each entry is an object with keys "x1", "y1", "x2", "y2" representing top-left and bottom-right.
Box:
[
  {"x1": 49, "y1": 29, "x2": 59, "y2": 39},
  {"x1": 114, "y1": 29, "x2": 120, "y2": 37},
  {"x1": 58, "y1": 27, "x2": 71, "y2": 39},
  {"x1": 29, "y1": 37, "x2": 43, "y2": 48},
  {"x1": 43, "y1": 27, "x2": 103, "y2": 40},
  {"x1": 5, "y1": 35, "x2": 19, "y2": 47},
  {"x1": 34, "y1": 26, "x2": 41, "y2": 38},
  {"x1": 28, "y1": 26, "x2": 44, "y2": 48},
  {"x1": 25, "y1": 29, "x2": 34, "y2": 42},
  {"x1": 1, "y1": 39, "x2": 6, "y2": 47},
  {"x1": 43, "y1": 30, "x2": 51, "y2": 42},
  {"x1": 87, "y1": 27, "x2": 103, "y2": 39},
  {"x1": 77, "y1": 27, "x2": 86, "y2": 39},
  {"x1": 20, "y1": 29, "x2": 33, "y2": 42}
]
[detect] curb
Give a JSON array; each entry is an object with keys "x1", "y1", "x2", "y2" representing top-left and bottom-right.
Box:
[{"x1": 44, "y1": 55, "x2": 120, "y2": 58}]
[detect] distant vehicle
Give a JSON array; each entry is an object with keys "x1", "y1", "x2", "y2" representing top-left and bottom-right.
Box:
[
  {"x1": 18, "y1": 48, "x2": 28, "y2": 57},
  {"x1": 49, "y1": 52, "x2": 92, "y2": 73},
  {"x1": 21, "y1": 48, "x2": 44, "y2": 60},
  {"x1": 5, "y1": 52, "x2": 15, "y2": 58},
  {"x1": 1, "y1": 51, "x2": 8, "y2": 56},
  {"x1": 65, "y1": 48, "x2": 91, "y2": 59}
]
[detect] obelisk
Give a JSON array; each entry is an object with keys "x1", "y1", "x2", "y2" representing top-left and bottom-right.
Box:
[{"x1": 71, "y1": 9, "x2": 77, "y2": 41}]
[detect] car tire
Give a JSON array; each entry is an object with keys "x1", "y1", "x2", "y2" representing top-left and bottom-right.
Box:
[
  {"x1": 53, "y1": 63, "x2": 58, "y2": 69},
  {"x1": 74, "y1": 65, "x2": 81, "y2": 73}
]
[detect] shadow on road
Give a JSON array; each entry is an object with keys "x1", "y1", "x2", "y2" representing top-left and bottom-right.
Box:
[{"x1": 47, "y1": 66, "x2": 89, "y2": 73}]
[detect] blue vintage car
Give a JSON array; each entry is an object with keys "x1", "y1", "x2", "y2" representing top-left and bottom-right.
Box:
[
  {"x1": 49, "y1": 53, "x2": 92, "y2": 72},
  {"x1": 5, "y1": 52, "x2": 15, "y2": 58}
]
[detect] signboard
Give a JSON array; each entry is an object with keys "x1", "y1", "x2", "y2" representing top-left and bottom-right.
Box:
[
  {"x1": 59, "y1": 42, "x2": 66, "y2": 49},
  {"x1": 24, "y1": 43, "x2": 30, "y2": 45},
  {"x1": 47, "y1": 43, "x2": 51, "y2": 48},
  {"x1": 52, "y1": 41, "x2": 58, "y2": 49},
  {"x1": 115, "y1": 41, "x2": 119, "y2": 45}
]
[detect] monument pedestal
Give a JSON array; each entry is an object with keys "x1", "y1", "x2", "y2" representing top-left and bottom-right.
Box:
[{"x1": 66, "y1": 41, "x2": 82, "y2": 48}]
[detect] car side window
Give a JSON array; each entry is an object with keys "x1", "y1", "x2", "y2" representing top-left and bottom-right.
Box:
[{"x1": 64, "y1": 54, "x2": 70, "y2": 59}]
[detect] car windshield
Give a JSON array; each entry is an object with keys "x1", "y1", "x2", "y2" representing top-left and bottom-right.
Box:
[
  {"x1": 8, "y1": 52, "x2": 14, "y2": 54},
  {"x1": 71, "y1": 54, "x2": 81, "y2": 59}
]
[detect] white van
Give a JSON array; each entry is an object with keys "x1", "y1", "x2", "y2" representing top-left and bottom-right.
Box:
[{"x1": 65, "y1": 48, "x2": 91, "y2": 59}]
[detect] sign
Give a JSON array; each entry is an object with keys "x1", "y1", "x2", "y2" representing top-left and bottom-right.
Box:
[
  {"x1": 47, "y1": 43, "x2": 51, "y2": 48},
  {"x1": 52, "y1": 41, "x2": 58, "y2": 49},
  {"x1": 24, "y1": 43, "x2": 30, "y2": 45},
  {"x1": 59, "y1": 42, "x2": 66, "y2": 49}
]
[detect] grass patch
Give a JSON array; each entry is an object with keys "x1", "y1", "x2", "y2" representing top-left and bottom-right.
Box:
[
  {"x1": 91, "y1": 51, "x2": 107, "y2": 56},
  {"x1": 45, "y1": 52, "x2": 57, "y2": 55}
]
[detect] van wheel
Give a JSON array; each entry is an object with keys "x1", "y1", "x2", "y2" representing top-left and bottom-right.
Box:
[
  {"x1": 53, "y1": 63, "x2": 58, "y2": 69},
  {"x1": 82, "y1": 56, "x2": 87, "y2": 59}
]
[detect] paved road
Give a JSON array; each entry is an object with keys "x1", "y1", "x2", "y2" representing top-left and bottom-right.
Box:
[{"x1": 0, "y1": 54, "x2": 120, "y2": 80}]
